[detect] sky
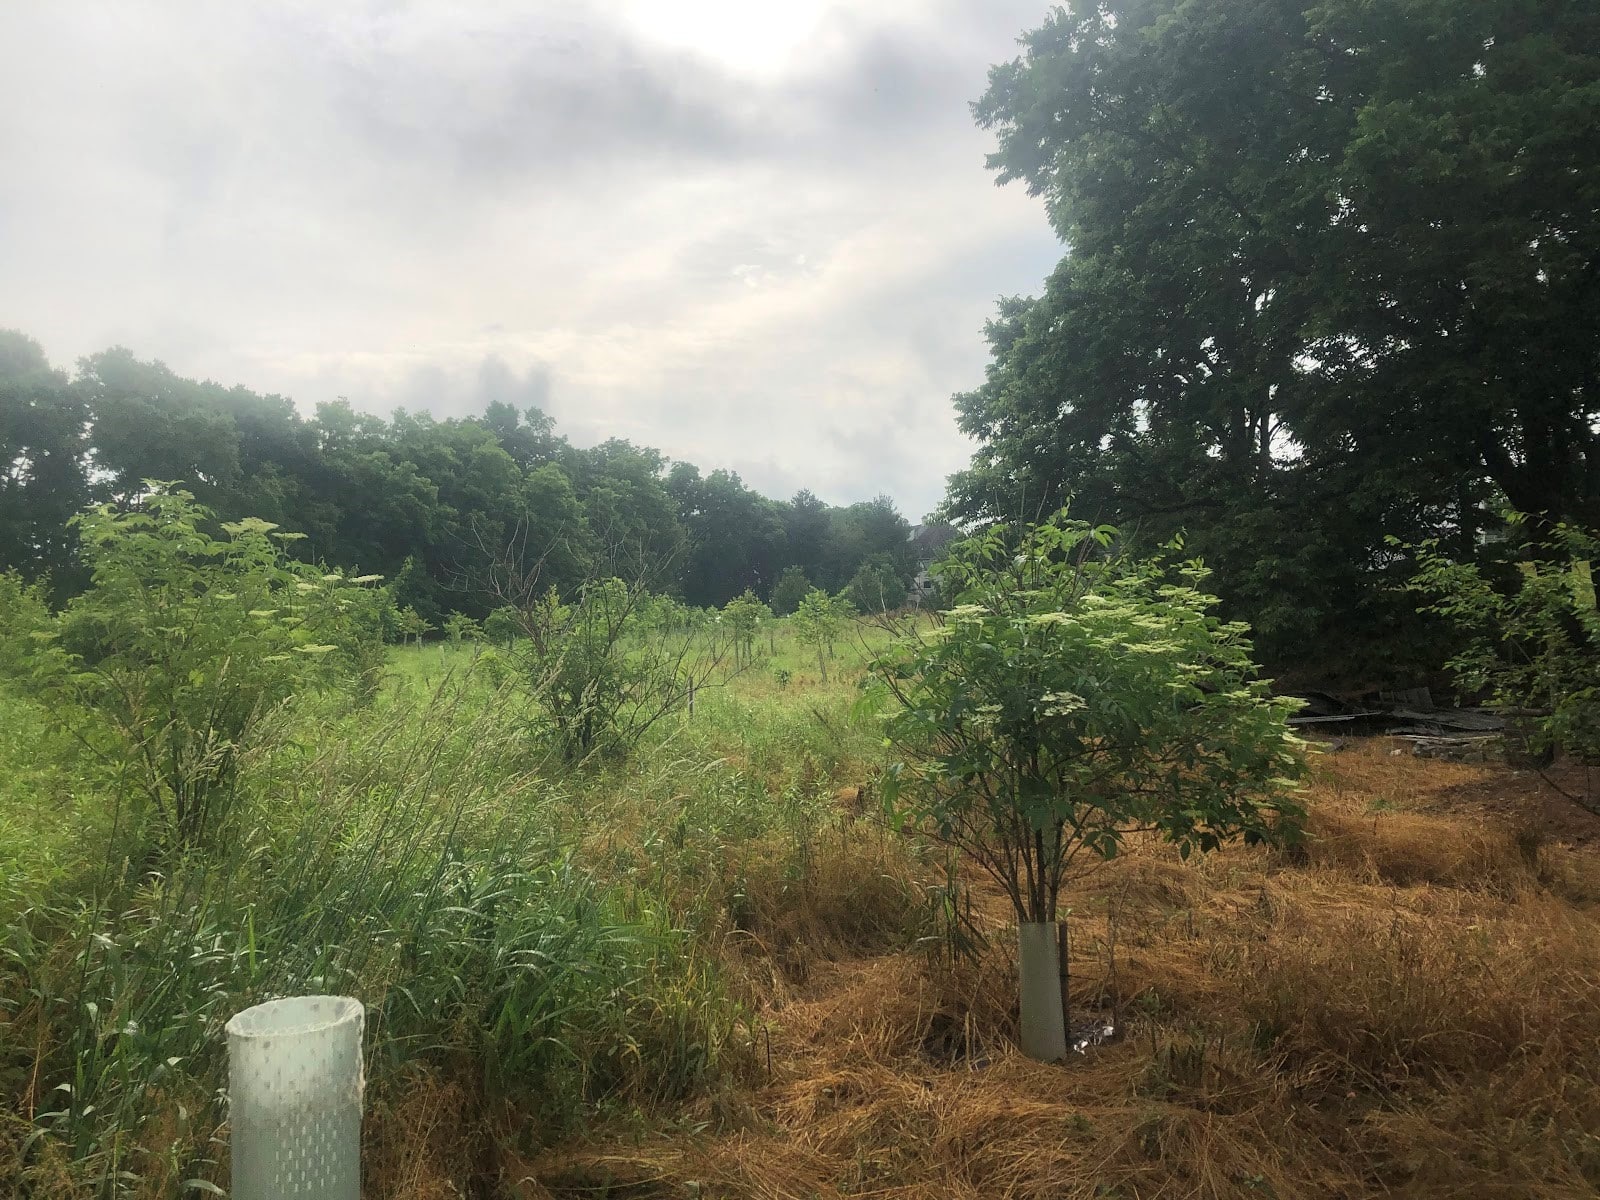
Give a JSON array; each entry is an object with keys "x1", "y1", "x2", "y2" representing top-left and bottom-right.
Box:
[{"x1": 0, "y1": 1, "x2": 1062, "y2": 518}]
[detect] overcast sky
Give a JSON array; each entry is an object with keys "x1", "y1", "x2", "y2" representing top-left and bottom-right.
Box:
[{"x1": 0, "y1": 1, "x2": 1061, "y2": 518}]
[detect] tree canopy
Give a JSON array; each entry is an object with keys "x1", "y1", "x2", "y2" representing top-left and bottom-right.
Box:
[
  {"x1": 947, "y1": 0, "x2": 1600, "y2": 676},
  {"x1": 0, "y1": 338, "x2": 924, "y2": 619}
]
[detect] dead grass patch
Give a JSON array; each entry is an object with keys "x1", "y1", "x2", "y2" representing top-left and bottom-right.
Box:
[{"x1": 501, "y1": 745, "x2": 1600, "y2": 1200}]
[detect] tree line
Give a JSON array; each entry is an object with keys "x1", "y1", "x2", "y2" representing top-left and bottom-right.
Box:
[
  {"x1": 945, "y1": 0, "x2": 1599, "y2": 681},
  {"x1": 0, "y1": 333, "x2": 925, "y2": 621}
]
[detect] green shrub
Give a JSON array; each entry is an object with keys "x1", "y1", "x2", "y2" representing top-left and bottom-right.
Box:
[
  {"x1": 14, "y1": 486, "x2": 385, "y2": 847},
  {"x1": 867, "y1": 511, "x2": 1305, "y2": 1048},
  {"x1": 1408, "y1": 518, "x2": 1599, "y2": 808},
  {"x1": 844, "y1": 555, "x2": 907, "y2": 614},
  {"x1": 769, "y1": 566, "x2": 810, "y2": 616}
]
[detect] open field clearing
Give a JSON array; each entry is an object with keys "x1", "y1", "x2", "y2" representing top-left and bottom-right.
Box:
[
  {"x1": 5, "y1": 0, "x2": 1598, "y2": 1194},
  {"x1": 4, "y1": 626, "x2": 1597, "y2": 1200}
]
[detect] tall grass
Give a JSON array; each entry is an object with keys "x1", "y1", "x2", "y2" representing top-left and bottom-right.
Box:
[
  {"x1": 12, "y1": 621, "x2": 1600, "y2": 1198},
  {"x1": 1, "y1": 667, "x2": 753, "y2": 1197}
]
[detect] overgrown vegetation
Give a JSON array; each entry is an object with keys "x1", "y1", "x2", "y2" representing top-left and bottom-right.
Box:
[
  {"x1": 4, "y1": 491, "x2": 1599, "y2": 1197},
  {"x1": 15, "y1": 487, "x2": 386, "y2": 847},
  {"x1": 4, "y1": 1, "x2": 1599, "y2": 1195}
]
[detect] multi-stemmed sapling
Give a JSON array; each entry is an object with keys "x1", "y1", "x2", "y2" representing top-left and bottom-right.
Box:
[{"x1": 866, "y1": 512, "x2": 1305, "y2": 1060}]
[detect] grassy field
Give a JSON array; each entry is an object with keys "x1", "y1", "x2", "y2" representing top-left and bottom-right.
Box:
[{"x1": 3, "y1": 619, "x2": 1599, "y2": 1198}]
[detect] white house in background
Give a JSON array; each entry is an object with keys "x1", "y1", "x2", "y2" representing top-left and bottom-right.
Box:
[{"x1": 907, "y1": 522, "x2": 958, "y2": 606}]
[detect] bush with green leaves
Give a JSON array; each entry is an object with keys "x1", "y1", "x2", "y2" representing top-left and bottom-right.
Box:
[
  {"x1": 0, "y1": 571, "x2": 51, "y2": 677},
  {"x1": 844, "y1": 554, "x2": 907, "y2": 615},
  {"x1": 395, "y1": 605, "x2": 433, "y2": 648},
  {"x1": 1408, "y1": 518, "x2": 1599, "y2": 810},
  {"x1": 335, "y1": 579, "x2": 400, "y2": 702},
  {"x1": 443, "y1": 611, "x2": 480, "y2": 651},
  {"x1": 769, "y1": 565, "x2": 811, "y2": 616},
  {"x1": 721, "y1": 589, "x2": 770, "y2": 668},
  {"x1": 866, "y1": 511, "x2": 1305, "y2": 1057},
  {"x1": 510, "y1": 578, "x2": 728, "y2": 763},
  {"x1": 792, "y1": 588, "x2": 851, "y2": 682},
  {"x1": 13, "y1": 485, "x2": 385, "y2": 846},
  {"x1": 484, "y1": 604, "x2": 520, "y2": 649}
]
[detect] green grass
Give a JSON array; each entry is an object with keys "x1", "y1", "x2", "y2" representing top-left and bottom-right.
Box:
[
  {"x1": 0, "y1": 686, "x2": 109, "y2": 922},
  {"x1": 0, "y1": 614, "x2": 926, "y2": 1198}
]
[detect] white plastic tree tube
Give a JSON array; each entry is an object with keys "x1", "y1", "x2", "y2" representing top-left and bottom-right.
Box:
[
  {"x1": 1017, "y1": 923, "x2": 1068, "y2": 1061},
  {"x1": 227, "y1": 996, "x2": 365, "y2": 1200}
]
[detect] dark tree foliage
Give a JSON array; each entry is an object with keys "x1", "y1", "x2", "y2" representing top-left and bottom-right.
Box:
[
  {"x1": 0, "y1": 332, "x2": 91, "y2": 597},
  {"x1": 949, "y1": 0, "x2": 1600, "y2": 678},
  {"x1": 0, "y1": 336, "x2": 921, "y2": 617},
  {"x1": 769, "y1": 565, "x2": 812, "y2": 616},
  {"x1": 668, "y1": 463, "x2": 790, "y2": 607},
  {"x1": 845, "y1": 555, "x2": 909, "y2": 614}
]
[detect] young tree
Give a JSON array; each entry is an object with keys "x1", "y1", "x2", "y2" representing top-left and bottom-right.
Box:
[
  {"x1": 867, "y1": 513, "x2": 1305, "y2": 1060},
  {"x1": 793, "y1": 588, "x2": 844, "y2": 683},
  {"x1": 844, "y1": 555, "x2": 908, "y2": 615},
  {"x1": 0, "y1": 570, "x2": 51, "y2": 678},
  {"x1": 509, "y1": 578, "x2": 731, "y2": 762},
  {"x1": 483, "y1": 604, "x2": 520, "y2": 650},
  {"x1": 474, "y1": 526, "x2": 730, "y2": 763},
  {"x1": 443, "y1": 611, "x2": 480, "y2": 652},
  {"x1": 336, "y1": 577, "x2": 399, "y2": 702},
  {"x1": 769, "y1": 565, "x2": 811, "y2": 616},
  {"x1": 395, "y1": 606, "x2": 432, "y2": 650},
  {"x1": 1407, "y1": 519, "x2": 1600, "y2": 811},
  {"x1": 823, "y1": 591, "x2": 853, "y2": 659},
  {"x1": 15, "y1": 486, "x2": 382, "y2": 846},
  {"x1": 721, "y1": 589, "x2": 770, "y2": 669}
]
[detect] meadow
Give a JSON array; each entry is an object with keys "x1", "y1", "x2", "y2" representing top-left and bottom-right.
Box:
[{"x1": 3, "y1": 619, "x2": 1599, "y2": 1199}]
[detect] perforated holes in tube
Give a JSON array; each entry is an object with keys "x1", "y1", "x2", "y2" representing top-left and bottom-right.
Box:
[{"x1": 226, "y1": 996, "x2": 364, "y2": 1200}]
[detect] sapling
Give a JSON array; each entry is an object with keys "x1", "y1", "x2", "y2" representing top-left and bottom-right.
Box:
[
  {"x1": 17, "y1": 485, "x2": 382, "y2": 847},
  {"x1": 867, "y1": 511, "x2": 1305, "y2": 1060},
  {"x1": 1406, "y1": 517, "x2": 1600, "y2": 812},
  {"x1": 792, "y1": 589, "x2": 839, "y2": 682}
]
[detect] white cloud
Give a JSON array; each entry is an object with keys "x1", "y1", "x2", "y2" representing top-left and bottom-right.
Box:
[{"x1": 0, "y1": 0, "x2": 1060, "y2": 516}]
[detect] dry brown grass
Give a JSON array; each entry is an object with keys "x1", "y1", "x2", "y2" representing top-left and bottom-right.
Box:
[
  {"x1": 364, "y1": 1070, "x2": 489, "y2": 1200},
  {"x1": 459, "y1": 741, "x2": 1600, "y2": 1200},
  {"x1": 719, "y1": 825, "x2": 927, "y2": 990}
]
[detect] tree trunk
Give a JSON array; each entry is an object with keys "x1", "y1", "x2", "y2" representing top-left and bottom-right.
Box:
[{"x1": 1017, "y1": 922, "x2": 1068, "y2": 1061}]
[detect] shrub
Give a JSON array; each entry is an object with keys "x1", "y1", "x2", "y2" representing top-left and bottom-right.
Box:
[
  {"x1": 511, "y1": 579, "x2": 728, "y2": 763},
  {"x1": 845, "y1": 555, "x2": 907, "y2": 614},
  {"x1": 1408, "y1": 518, "x2": 1599, "y2": 810},
  {"x1": 769, "y1": 566, "x2": 810, "y2": 616},
  {"x1": 793, "y1": 589, "x2": 850, "y2": 682},
  {"x1": 722, "y1": 590, "x2": 771, "y2": 668},
  {"x1": 867, "y1": 511, "x2": 1305, "y2": 1058},
  {"x1": 483, "y1": 604, "x2": 520, "y2": 648},
  {"x1": 13, "y1": 485, "x2": 383, "y2": 847}
]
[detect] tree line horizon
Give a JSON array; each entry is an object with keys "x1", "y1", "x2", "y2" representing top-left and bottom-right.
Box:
[{"x1": 0, "y1": 332, "x2": 939, "y2": 625}]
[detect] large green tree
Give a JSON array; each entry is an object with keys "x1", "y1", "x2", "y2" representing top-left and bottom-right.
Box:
[
  {"x1": 950, "y1": 0, "x2": 1600, "y2": 673},
  {"x1": 0, "y1": 332, "x2": 91, "y2": 594},
  {"x1": 669, "y1": 464, "x2": 789, "y2": 607},
  {"x1": 78, "y1": 348, "x2": 242, "y2": 506},
  {"x1": 0, "y1": 337, "x2": 930, "y2": 620}
]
